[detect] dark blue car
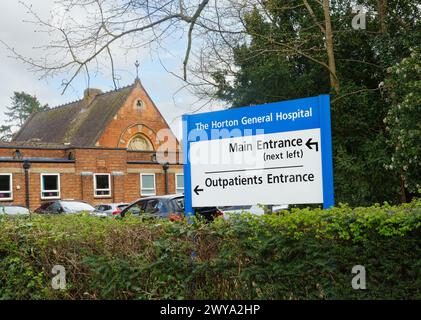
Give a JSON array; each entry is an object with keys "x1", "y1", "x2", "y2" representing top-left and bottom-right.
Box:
[{"x1": 120, "y1": 195, "x2": 222, "y2": 221}]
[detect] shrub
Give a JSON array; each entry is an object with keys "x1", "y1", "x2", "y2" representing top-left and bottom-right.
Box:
[{"x1": 0, "y1": 199, "x2": 420, "y2": 300}]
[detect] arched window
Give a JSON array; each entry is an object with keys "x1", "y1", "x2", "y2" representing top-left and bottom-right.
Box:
[
  {"x1": 128, "y1": 135, "x2": 153, "y2": 151},
  {"x1": 134, "y1": 99, "x2": 144, "y2": 110}
]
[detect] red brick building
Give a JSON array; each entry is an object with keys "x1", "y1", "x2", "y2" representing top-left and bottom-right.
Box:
[{"x1": 0, "y1": 78, "x2": 184, "y2": 210}]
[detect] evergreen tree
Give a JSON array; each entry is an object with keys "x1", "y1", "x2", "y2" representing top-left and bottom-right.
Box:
[{"x1": 0, "y1": 92, "x2": 49, "y2": 141}]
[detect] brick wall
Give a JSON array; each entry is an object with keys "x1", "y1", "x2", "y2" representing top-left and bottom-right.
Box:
[
  {"x1": 0, "y1": 147, "x2": 184, "y2": 210},
  {"x1": 97, "y1": 81, "x2": 180, "y2": 151},
  {"x1": 0, "y1": 162, "x2": 78, "y2": 210}
]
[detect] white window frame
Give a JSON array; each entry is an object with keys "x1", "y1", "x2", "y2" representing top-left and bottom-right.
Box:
[
  {"x1": 40, "y1": 173, "x2": 61, "y2": 200},
  {"x1": 0, "y1": 173, "x2": 13, "y2": 201},
  {"x1": 140, "y1": 173, "x2": 156, "y2": 196},
  {"x1": 93, "y1": 173, "x2": 112, "y2": 198},
  {"x1": 175, "y1": 173, "x2": 184, "y2": 194}
]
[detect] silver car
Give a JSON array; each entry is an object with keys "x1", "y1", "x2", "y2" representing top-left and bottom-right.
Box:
[
  {"x1": 0, "y1": 206, "x2": 30, "y2": 215},
  {"x1": 35, "y1": 200, "x2": 96, "y2": 214},
  {"x1": 94, "y1": 203, "x2": 129, "y2": 217}
]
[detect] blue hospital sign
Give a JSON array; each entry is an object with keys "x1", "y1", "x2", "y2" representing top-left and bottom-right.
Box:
[{"x1": 182, "y1": 95, "x2": 334, "y2": 215}]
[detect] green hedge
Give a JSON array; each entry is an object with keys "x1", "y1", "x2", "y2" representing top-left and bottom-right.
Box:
[{"x1": 0, "y1": 199, "x2": 420, "y2": 300}]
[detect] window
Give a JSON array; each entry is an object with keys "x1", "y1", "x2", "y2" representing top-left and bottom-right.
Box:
[
  {"x1": 125, "y1": 200, "x2": 146, "y2": 216},
  {"x1": 175, "y1": 174, "x2": 184, "y2": 194},
  {"x1": 41, "y1": 174, "x2": 60, "y2": 199},
  {"x1": 0, "y1": 174, "x2": 12, "y2": 201},
  {"x1": 117, "y1": 204, "x2": 129, "y2": 210},
  {"x1": 95, "y1": 205, "x2": 111, "y2": 212},
  {"x1": 128, "y1": 135, "x2": 153, "y2": 151},
  {"x1": 35, "y1": 202, "x2": 53, "y2": 214},
  {"x1": 134, "y1": 99, "x2": 144, "y2": 109},
  {"x1": 144, "y1": 199, "x2": 161, "y2": 214},
  {"x1": 140, "y1": 174, "x2": 156, "y2": 196},
  {"x1": 94, "y1": 174, "x2": 111, "y2": 198},
  {"x1": 47, "y1": 202, "x2": 63, "y2": 214},
  {"x1": 173, "y1": 197, "x2": 184, "y2": 212}
]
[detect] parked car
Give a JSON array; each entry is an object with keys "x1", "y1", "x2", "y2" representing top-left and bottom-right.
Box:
[
  {"x1": 194, "y1": 206, "x2": 224, "y2": 221},
  {"x1": 0, "y1": 205, "x2": 30, "y2": 215},
  {"x1": 120, "y1": 195, "x2": 222, "y2": 222},
  {"x1": 121, "y1": 195, "x2": 184, "y2": 221},
  {"x1": 34, "y1": 200, "x2": 95, "y2": 214},
  {"x1": 218, "y1": 204, "x2": 289, "y2": 219},
  {"x1": 93, "y1": 203, "x2": 129, "y2": 217}
]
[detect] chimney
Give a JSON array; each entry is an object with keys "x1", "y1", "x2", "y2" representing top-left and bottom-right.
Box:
[{"x1": 83, "y1": 88, "x2": 102, "y2": 107}]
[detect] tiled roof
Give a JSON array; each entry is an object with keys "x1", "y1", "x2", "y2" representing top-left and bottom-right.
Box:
[
  {"x1": 0, "y1": 140, "x2": 69, "y2": 149},
  {"x1": 12, "y1": 84, "x2": 134, "y2": 147}
]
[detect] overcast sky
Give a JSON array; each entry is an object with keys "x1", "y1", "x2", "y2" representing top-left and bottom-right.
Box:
[{"x1": 0, "y1": 0, "x2": 224, "y2": 139}]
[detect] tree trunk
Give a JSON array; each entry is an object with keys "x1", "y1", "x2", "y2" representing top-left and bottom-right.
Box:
[
  {"x1": 322, "y1": 0, "x2": 339, "y2": 93},
  {"x1": 377, "y1": 0, "x2": 387, "y2": 34},
  {"x1": 399, "y1": 171, "x2": 407, "y2": 203}
]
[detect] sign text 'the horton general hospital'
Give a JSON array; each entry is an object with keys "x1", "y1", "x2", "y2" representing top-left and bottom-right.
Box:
[{"x1": 195, "y1": 108, "x2": 313, "y2": 130}]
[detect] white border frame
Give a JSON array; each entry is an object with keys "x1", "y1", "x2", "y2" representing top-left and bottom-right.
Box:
[
  {"x1": 40, "y1": 173, "x2": 61, "y2": 200},
  {"x1": 175, "y1": 173, "x2": 184, "y2": 194},
  {"x1": 140, "y1": 173, "x2": 156, "y2": 196},
  {"x1": 0, "y1": 173, "x2": 13, "y2": 201},
  {"x1": 93, "y1": 173, "x2": 112, "y2": 198}
]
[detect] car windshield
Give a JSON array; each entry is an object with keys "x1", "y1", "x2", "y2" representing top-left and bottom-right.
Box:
[
  {"x1": 61, "y1": 201, "x2": 94, "y2": 212},
  {"x1": 0, "y1": 206, "x2": 29, "y2": 215}
]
